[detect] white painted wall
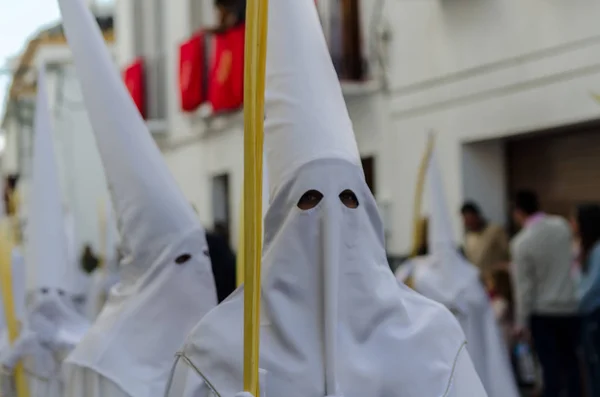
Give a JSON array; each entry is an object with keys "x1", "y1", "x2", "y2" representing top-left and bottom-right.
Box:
[{"x1": 380, "y1": 0, "x2": 600, "y2": 253}]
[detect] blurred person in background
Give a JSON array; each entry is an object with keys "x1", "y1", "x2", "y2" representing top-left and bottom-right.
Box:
[
  {"x1": 80, "y1": 244, "x2": 100, "y2": 275},
  {"x1": 3, "y1": 174, "x2": 19, "y2": 216},
  {"x1": 206, "y1": 0, "x2": 246, "y2": 34},
  {"x1": 461, "y1": 201, "x2": 510, "y2": 291},
  {"x1": 572, "y1": 203, "x2": 600, "y2": 396},
  {"x1": 510, "y1": 190, "x2": 581, "y2": 397}
]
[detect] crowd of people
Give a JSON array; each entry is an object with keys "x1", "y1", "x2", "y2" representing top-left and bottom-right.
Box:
[{"x1": 459, "y1": 193, "x2": 600, "y2": 397}]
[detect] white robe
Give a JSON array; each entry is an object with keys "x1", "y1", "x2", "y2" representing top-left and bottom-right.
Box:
[
  {"x1": 165, "y1": 343, "x2": 486, "y2": 397},
  {"x1": 396, "y1": 259, "x2": 519, "y2": 397},
  {"x1": 64, "y1": 365, "x2": 129, "y2": 397},
  {"x1": 84, "y1": 268, "x2": 118, "y2": 321},
  {"x1": 0, "y1": 330, "x2": 63, "y2": 397}
]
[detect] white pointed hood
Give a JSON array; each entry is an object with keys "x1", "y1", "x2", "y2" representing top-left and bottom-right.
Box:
[
  {"x1": 58, "y1": 0, "x2": 217, "y2": 395},
  {"x1": 63, "y1": 208, "x2": 87, "y2": 297},
  {"x1": 23, "y1": 67, "x2": 91, "y2": 351},
  {"x1": 412, "y1": 147, "x2": 480, "y2": 306},
  {"x1": 26, "y1": 67, "x2": 70, "y2": 292},
  {"x1": 10, "y1": 248, "x2": 27, "y2": 322},
  {"x1": 427, "y1": 148, "x2": 462, "y2": 259},
  {"x1": 103, "y1": 199, "x2": 119, "y2": 273},
  {"x1": 263, "y1": 0, "x2": 360, "y2": 198},
  {"x1": 169, "y1": 1, "x2": 470, "y2": 397},
  {"x1": 58, "y1": 0, "x2": 198, "y2": 274}
]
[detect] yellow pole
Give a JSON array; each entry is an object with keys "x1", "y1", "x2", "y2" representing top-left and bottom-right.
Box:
[
  {"x1": 592, "y1": 92, "x2": 600, "y2": 104},
  {"x1": 409, "y1": 133, "x2": 435, "y2": 258},
  {"x1": 242, "y1": 0, "x2": 269, "y2": 394},
  {"x1": 0, "y1": 219, "x2": 29, "y2": 397}
]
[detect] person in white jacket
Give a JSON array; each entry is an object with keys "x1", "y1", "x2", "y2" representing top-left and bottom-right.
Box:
[
  {"x1": 0, "y1": 67, "x2": 91, "y2": 397},
  {"x1": 56, "y1": 0, "x2": 219, "y2": 395},
  {"x1": 396, "y1": 147, "x2": 520, "y2": 397},
  {"x1": 164, "y1": 0, "x2": 487, "y2": 396}
]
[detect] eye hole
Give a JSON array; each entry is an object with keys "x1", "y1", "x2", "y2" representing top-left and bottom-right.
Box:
[
  {"x1": 58, "y1": 289, "x2": 65, "y2": 296},
  {"x1": 339, "y1": 189, "x2": 359, "y2": 209},
  {"x1": 40, "y1": 288, "x2": 49, "y2": 294},
  {"x1": 175, "y1": 253, "x2": 192, "y2": 265},
  {"x1": 297, "y1": 190, "x2": 324, "y2": 210}
]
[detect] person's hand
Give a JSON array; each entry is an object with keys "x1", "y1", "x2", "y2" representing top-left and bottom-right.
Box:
[{"x1": 513, "y1": 325, "x2": 531, "y2": 342}]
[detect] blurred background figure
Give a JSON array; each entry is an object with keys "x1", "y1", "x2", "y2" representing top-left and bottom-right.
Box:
[
  {"x1": 3, "y1": 175, "x2": 19, "y2": 217},
  {"x1": 510, "y1": 190, "x2": 581, "y2": 397},
  {"x1": 206, "y1": 0, "x2": 246, "y2": 34},
  {"x1": 461, "y1": 201, "x2": 510, "y2": 291},
  {"x1": 572, "y1": 203, "x2": 600, "y2": 397},
  {"x1": 80, "y1": 244, "x2": 99, "y2": 276}
]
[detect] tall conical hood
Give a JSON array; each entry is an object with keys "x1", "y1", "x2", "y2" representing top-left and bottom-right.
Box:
[
  {"x1": 421, "y1": 146, "x2": 479, "y2": 305},
  {"x1": 104, "y1": 198, "x2": 119, "y2": 272},
  {"x1": 168, "y1": 3, "x2": 474, "y2": 397},
  {"x1": 427, "y1": 148, "x2": 459, "y2": 258},
  {"x1": 264, "y1": 0, "x2": 360, "y2": 197},
  {"x1": 27, "y1": 67, "x2": 70, "y2": 291},
  {"x1": 57, "y1": 0, "x2": 200, "y2": 268},
  {"x1": 63, "y1": 208, "x2": 86, "y2": 295},
  {"x1": 59, "y1": 3, "x2": 217, "y2": 396}
]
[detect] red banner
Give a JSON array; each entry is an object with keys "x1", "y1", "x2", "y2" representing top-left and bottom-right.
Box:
[
  {"x1": 123, "y1": 58, "x2": 146, "y2": 118},
  {"x1": 208, "y1": 24, "x2": 245, "y2": 113},
  {"x1": 179, "y1": 33, "x2": 207, "y2": 112}
]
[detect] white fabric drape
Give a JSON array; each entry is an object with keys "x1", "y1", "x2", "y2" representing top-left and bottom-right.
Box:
[{"x1": 57, "y1": 0, "x2": 218, "y2": 395}]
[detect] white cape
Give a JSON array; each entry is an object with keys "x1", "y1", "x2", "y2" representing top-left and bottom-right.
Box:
[
  {"x1": 397, "y1": 258, "x2": 519, "y2": 397},
  {"x1": 64, "y1": 365, "x2": 128, "y2": 397},
  {"x1": 84, "y1": 268, "x2": 118, "y2": 322}
]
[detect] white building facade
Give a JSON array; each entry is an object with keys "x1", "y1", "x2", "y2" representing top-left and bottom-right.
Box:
[
  {"x1": 114, "y1": 0, "x2": 600, "y2": 256},
  {"x1": 1, "y1": 12, "x2": 116, "y2": 258}
]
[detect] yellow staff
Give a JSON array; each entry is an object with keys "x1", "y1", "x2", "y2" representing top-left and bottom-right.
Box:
[
  {"x1": 0, "y1": 217, "x2": 29, "y2": 397},
  {"x1": 242, "y1": 0, "x2": 269, "y2": 394},
  {"x1": 409, "y1": 133, "x2": 435, "y2": 258}
]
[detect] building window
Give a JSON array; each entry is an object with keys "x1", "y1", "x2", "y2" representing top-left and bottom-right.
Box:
[{"x1": 329, "y1": 0, "x2": 365, "y2": 81}]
